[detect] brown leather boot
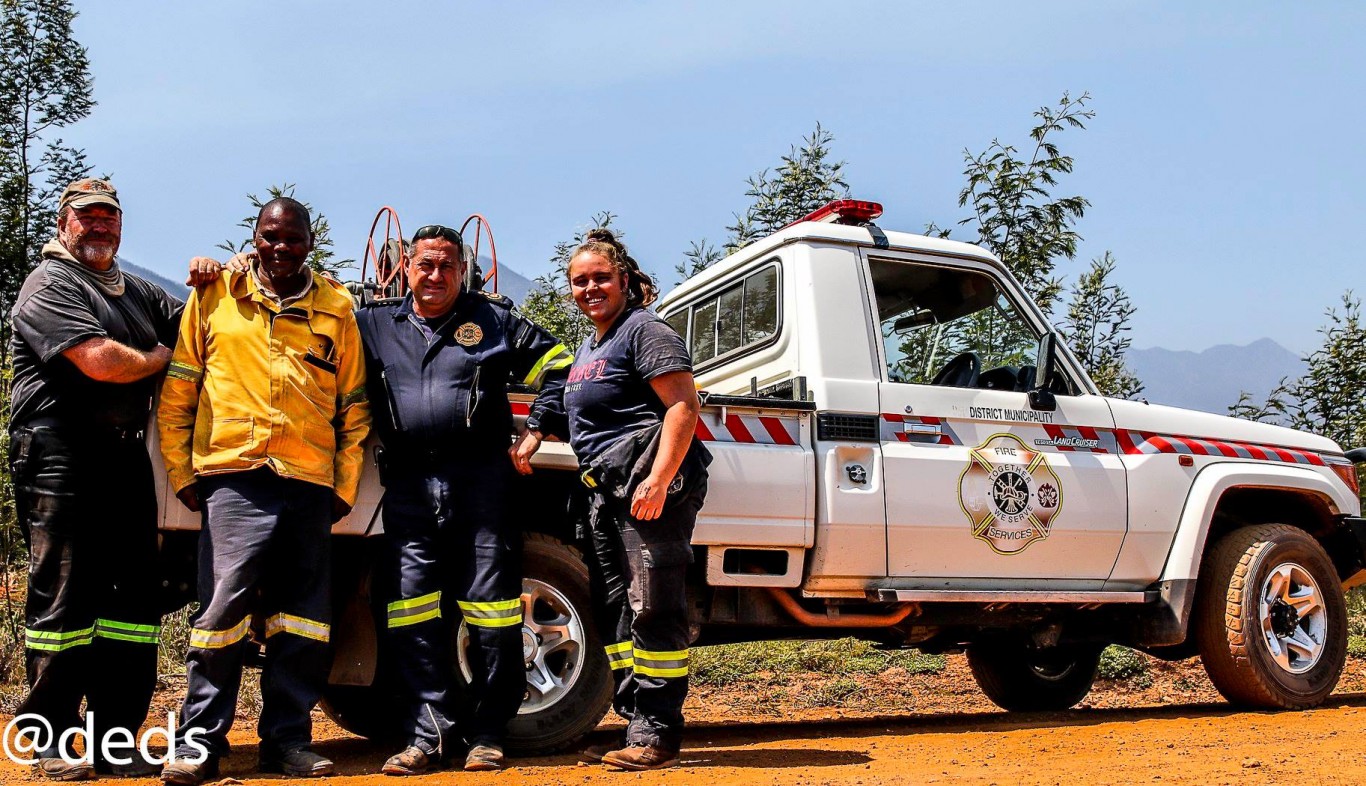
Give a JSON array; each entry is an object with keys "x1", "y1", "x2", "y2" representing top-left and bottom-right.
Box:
[
  {"x1": 579, "y1": 741, "x2": 619, "y2": 764},
  {"x1": 601, "y1": 744, "x2": 679, "y2": 771},
  {"x1": 382, "y1": 746, "x2": 434, "y2": 776}
]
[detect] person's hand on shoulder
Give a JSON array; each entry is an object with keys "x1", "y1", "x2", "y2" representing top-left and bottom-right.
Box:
[{"x1": 185, "y1": 252, "x2": 253, "y2": 287}]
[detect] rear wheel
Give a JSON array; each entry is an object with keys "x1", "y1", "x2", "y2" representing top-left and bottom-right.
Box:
[
  {"x1": 1195, "y1": 524, "x2": 1346, "y2": 709},
  {"x1": 967, "y1": 640, "x2": 1102, "y2": 711},
  {"x1": 320, "y1": 533, "x2": 612, "y2": 755}
]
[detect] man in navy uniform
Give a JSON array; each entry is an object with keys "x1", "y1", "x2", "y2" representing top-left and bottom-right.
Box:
[{"x1": 355, "y1": 225, "x2": 572, "y2": 774}]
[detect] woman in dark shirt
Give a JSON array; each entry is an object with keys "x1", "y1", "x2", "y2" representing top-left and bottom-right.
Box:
[{"x1": 512, "y1": 229, "x2": 705, "y2": 771}]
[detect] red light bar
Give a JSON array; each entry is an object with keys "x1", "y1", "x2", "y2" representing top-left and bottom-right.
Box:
[{"x1": 786, "y1": 199, "x2": 884, "y2": 228}]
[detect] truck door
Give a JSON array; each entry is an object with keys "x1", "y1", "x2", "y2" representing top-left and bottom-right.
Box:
[{"x1": 864, "y1": 252, "x2": 1128, "y2": 584}]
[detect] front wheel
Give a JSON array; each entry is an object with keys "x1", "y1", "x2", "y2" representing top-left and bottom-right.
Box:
[
  {"x1": 967, "y1": 640, "x2": 1102, "y2": 711},
  {"x1": 1195, "y1": 523, "x2": 1346, "y2": 709}
]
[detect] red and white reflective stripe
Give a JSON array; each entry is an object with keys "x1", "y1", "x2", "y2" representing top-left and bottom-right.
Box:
[
  {"x1": 695, "y1": 412, "x2": 799, "y2": 445},
  {"x1": 511, "y1": 401, "x2": 531, "y2": 416},
  {"x1": 1118, "y1": 430, "x2": 1327, "y2": 466}
]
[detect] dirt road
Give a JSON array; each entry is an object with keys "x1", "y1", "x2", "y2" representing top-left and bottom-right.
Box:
[
  {"x1": 4, "y1": 699, "x2": 1366, "y2": 785},
  {"x1": 4, "y1": 655, "x2": 1366, "y2": 785}
]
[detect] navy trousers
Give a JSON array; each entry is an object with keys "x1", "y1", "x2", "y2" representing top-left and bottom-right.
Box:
[
  {"x1": 175, "y1": 469, "x2": 333, "y2": 759},
  {"x1": 10, "y1": 423, "x2": 161, "y2": 761},
  {"x1": 585, "y1": 474, "x2": 705, "y2": 753},
  {"x1": 379, "y1": 455, "x2": 524, "y2": 755}
]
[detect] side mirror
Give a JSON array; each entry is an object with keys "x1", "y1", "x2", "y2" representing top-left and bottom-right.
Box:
[{"x1": 1028, "y1": 333, "x2": 1058, "y2": 412}]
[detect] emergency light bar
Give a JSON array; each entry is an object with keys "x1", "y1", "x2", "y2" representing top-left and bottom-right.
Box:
[{"x1": 786, "y1": 199, "x2": 883, "y2": 228}]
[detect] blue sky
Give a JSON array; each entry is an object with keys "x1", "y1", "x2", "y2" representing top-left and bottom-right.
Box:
[{"x1": 61, "y1": 2, "x2": 1364, "y2": 352}]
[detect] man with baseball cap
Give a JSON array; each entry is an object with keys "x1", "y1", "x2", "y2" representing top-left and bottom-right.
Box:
[{"x1": 9, "y1": 178, "x2": 183, "y2": 779}]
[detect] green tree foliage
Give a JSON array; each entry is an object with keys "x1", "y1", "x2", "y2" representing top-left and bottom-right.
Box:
[
  {"x1": 726, "y1": 122, "x2": 849, "y2": 251},
  {"x1": 926, "y1": 92, "x2": 1142, "y2": 394},
  {"x1": 953, "y1": 92, "x2": 1093, "y2": 314},
  {"x1": 1061, "y1": 252, "x2": 1143, "y2": 398},
  {"x1": 0, "y1": 0, "x2": 94, "y2": 341},
  {"x1": 518, "y1": 211, "x2": 616, "y2": 349},
  {"x1": 216, "y1": 183, "x2": 353, "y2": 278},
  {"x1": 1231, "y1": 294, "x2": 1366, "y2": 476},
  {"x1": 679, "y1": 123, "x2": 849, "y2": 282}
]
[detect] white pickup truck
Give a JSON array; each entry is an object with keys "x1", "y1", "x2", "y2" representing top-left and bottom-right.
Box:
[{"x1": 154, "y1": 199, "x2": 1366, "y2": 754}]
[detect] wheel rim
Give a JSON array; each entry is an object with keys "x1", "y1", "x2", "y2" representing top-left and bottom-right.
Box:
[
  {"x1": 1258, "y1": 561, "x2": 1328, "y2": 675},
  {"x1": 457, "y1": 578, "x2": 588, "y2": 715}
]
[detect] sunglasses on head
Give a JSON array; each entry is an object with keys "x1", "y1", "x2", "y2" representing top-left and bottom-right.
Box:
[{"x1": 412, "y1": 225, "x2": 464, "y2": 248}]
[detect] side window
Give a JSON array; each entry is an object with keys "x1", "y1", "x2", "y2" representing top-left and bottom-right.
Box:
[
  {"x1": 871, "y1": 258, "x2": 1069, "y2": 392},
  {"x1": 664, "y1": 309, "x2": 689, "y2": 342},
  {"x1": 664, "y1": 263, "x2": 781, "y2": 368},
  {"x1": 690, "y1": 300, "x2": 719, "y2": 364}
]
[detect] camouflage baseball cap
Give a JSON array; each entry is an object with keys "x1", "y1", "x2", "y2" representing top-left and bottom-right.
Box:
[{"x1": 59, "y1": 178, "x2": 121, "y2": 212}]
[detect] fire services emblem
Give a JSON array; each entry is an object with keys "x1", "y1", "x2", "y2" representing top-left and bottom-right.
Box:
[
  {"x1": 454, "y1": 322, "x2": 484, "y2": 347},
  {"x1": 957, "y1": 433, "x2": 1064, "y2": 555}
]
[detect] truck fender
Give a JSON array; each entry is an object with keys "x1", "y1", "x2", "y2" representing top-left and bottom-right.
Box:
[{"x1": 1159, "y1": 462, "x2": 1351, "y2": 586}]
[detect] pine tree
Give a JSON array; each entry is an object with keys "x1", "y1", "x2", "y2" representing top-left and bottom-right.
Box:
[
  {"x1": 680, "y1": 122, "x2": 849, "y2": 280},
  {"x1": 518, "y1": 212, "x2": 616, "y2": 349},
  {"x1": 216, "y1": 183, "x2": 353, "y2": 278},
  {"x1": 0, "y1": 0, "x2": 95, "y2": 337},
  {"x1": 925, "y1": 92, "x2": 1142, "y2": 394},
  {"x1": 1231, "y1": 293, "x2": 1366, "y2": 460},
  {"x1": 1061, "y1": 252, "x2": 1142, "y2": 398}
]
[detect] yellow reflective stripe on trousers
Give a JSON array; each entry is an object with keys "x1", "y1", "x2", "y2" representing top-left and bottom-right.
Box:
[
  {"x1": 95, "y1": 618, "x2": 161, "y2": 645},
  {"x1": 523, "y1": 344, "x2": 573, "y2": 389},
  {"x1": 633, "y1": 647, "x2": 689, "y2": 678},
  {"x1": 457, "y1": 598, "x2": 523, "y2": 628},
  {"x1": 25, "y1": 625, "x2": 95, "y2": 652},
  {"x1": 264, "y1": 613, "x2": 330, "y2": 643},
  {"x1": 189, "y1": 618, "x2": 250, "y2": 649},
  {"x1": 387, "y1": 591, "x2": 442, "y2": 628},
  {"x1": 605, "y1": 641, "x2": 635, "y2": 670}
]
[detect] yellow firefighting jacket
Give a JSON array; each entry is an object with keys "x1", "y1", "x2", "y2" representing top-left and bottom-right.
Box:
[{"x1": 157, "y1": 268, "x2": 371, "y2": 504}]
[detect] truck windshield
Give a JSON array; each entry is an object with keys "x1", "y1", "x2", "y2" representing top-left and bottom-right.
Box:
[{"x1": 872, "y1": 259, "x2": 1040, "y2": 386}]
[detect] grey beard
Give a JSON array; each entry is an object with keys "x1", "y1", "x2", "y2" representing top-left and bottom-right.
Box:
[{"x1": 74, "y1": 241, "x2": 117, "y2": 267}]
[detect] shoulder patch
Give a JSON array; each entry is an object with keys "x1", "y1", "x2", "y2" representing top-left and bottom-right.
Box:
[{"x1": 478, "y1": 290, "x2": 513, "y2": 307}]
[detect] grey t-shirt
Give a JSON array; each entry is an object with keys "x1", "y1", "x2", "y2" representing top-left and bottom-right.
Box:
[
  {"x1": 10, "y1": 260, "x2": 183, "y2": 430},
  {"x1": 564, "y1": 307, "x2": 692, "y2": 463}
]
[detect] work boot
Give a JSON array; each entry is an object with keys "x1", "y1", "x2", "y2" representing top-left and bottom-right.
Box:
[
  {"x1": 463, "y1": 743, "x2": 504, "y2": 772},
  {"x1": 601, "y1": 744, "x2": 679, "y2": 771},
  {"x1": 259, "y1": 747, "x2": 334, "y2": 777},
  {"x1": 34, "y1": 754, "x2": 95, "y2": 782},
  {"x1": 579, "y1": 739, "x2": 623, "y2": 764},
  {"x1": 381, "y1": 746, "x2": 434, "y2": 776},
  {"x1": 160, "y1": 756, "x2": 219, "y2": 786}
]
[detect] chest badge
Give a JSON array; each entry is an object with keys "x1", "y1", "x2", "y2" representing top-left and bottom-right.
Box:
[
  {"x1": 454, "y1": 322, "x2": 484, "y2": 347},
  {"x1": 957, "y1": 433, "x2": 1063, "y2": 555}
]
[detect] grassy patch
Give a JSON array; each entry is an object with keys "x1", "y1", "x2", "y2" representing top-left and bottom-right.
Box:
[
  {"x1": 1348, "y1": 635, "x2": 1366, "y2": 659},
  {"x1": 692, "y1": 638, "x2": 945, "y2": 688},
  {"x1": 1348, "y1": 587, "x2": 1366, "y2": 638},
  {"x1": 1098, "y1": 645, "x2": 1153, "y2": 688}
]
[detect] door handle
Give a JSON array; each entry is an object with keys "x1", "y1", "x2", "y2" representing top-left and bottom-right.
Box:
[{"x1": 903, "y1": 423, "x2": 942, "y2": 442}]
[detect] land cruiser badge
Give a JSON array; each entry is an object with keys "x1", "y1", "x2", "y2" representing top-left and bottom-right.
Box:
[{"x1": 958, "y1": 433, "x2": 1063, "y2": 555}]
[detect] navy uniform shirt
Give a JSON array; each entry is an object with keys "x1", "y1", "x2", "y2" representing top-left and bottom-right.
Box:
[
  {"x1": 355, "y1": 290, "x2": 572, "y2": 454},
  {"x1": 564, "y1": 307, "x2": 692, "y2": 464},
  {"x1": 10, "y1": 260, "x2": 183, "y2": 430}
]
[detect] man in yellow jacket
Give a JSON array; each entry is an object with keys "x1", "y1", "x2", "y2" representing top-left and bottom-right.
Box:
[{"x1": 157, "y1": 197, "x2": 369, "y2": 785}]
